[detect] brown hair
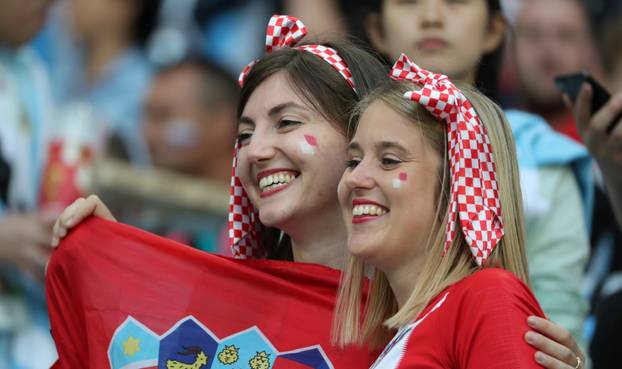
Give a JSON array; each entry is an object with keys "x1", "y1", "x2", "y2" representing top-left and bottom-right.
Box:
[
  {"x1": 333, "y1": 79, "x2": 528, "y2": 348},
  {"x1": 237, "y1": 37, "x2": 389, "y2": 260}
]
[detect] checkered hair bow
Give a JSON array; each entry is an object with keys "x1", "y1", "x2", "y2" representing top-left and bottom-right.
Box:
[
  {"x1": 390, "y1": 54, "x2": 504, "y2": 266},
  {"x1": 238, "y1": 14, "x2": 356, "y2": 92}
]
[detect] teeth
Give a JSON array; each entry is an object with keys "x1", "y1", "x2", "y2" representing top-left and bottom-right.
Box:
[
  {"x1": 259, "y1": 172, "x2": 296, "y2": 191},
  {"x1": 352, "y1": 204, "x2": 387, "y2": 216}
]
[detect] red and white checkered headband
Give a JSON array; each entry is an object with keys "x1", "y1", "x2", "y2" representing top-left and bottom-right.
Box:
[
  {"x1": 390, "y1": 54, "x2": 504, "y2": 266},
  {"x1": 238, "y1": 14, "x2": 356, "y2": 92},
  {"x1": 228, "y1": 140, "x2": 265, "y2": 258},
  {"x1": 229, "y1": 15, "x2": 356, "y2": 259}
]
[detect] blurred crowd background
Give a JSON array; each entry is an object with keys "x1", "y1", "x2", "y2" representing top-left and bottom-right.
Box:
[{"x1": 0, "y1": 0, "x2": 621, "y2": 368}]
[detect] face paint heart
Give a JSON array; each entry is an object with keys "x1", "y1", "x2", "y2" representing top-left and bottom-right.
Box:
[
  {"x1": 300, "y1": 135, "x2": 318, "y2": 155},
  {"x1": 393, "y1": 172, "x2": 408, "y2": 188}
]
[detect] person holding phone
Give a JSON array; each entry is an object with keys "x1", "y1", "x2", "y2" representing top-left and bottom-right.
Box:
[{"x1": 569, "y1": 12, "x2": 622, "y2": 368}]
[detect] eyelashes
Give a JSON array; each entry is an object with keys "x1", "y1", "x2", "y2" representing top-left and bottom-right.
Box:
[
  {"x1": 237, "y1": 119, "x2": 303, "y2": 145},
  {"x1": 237, "y1": 132, "x2": 252, "y2": 144},
  {"x1": 345, "y1": 159, "x2": 360, "y2": 168},
  {"x1": 344, "y1": 157, "x2": 403, "y2": 169}
]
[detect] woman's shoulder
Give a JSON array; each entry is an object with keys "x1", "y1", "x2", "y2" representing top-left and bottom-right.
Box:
[
  {"x1": 459, "y1": 267, "x2": 523, "y2": 284},
  {"x1": 452, "y1": 268, "x2": 536, "y2": 303},
  {"x1": 446, "y1": 268, "x2": 545, "y2": 321}
]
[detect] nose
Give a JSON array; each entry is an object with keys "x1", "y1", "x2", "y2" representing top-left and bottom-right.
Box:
[
  {"x1": 420, "y1": 0, "x2": 444, "y2": 28},
  {"x1": 343, "y1": 159, "x2": 375, "y2": 191},
  {"x1": 245, "y1": 129, "x2": 277, "y2": 165}
]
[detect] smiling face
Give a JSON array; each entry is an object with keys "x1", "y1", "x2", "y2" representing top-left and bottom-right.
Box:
[
  {"x1": 338, "y1": 100, "x2": 443, "y2": 271},
  {"x1": 237, "y1": 71, "x2": 348, "y2": 232},
  {"x1": 368, "y1": 0, "x2": 505, "y2": 84}
]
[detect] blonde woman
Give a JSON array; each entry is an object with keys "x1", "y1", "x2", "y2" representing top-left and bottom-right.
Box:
[{"x1": 335, "y1": 55, "x2": 582, "y2": 369}]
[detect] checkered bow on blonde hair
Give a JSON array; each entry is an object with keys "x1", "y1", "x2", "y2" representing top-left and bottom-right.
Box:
[
  {"x1": 230, "y1": 15, "x2": 357, "y2": 258},
  {"x1": 390, "y1": 54, "x2": 504, "y2": 266}
]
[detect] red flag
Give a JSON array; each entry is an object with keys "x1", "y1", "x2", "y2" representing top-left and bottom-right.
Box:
[{"x1": 46, "y1": 218, "x2": 377, "y2": 369}]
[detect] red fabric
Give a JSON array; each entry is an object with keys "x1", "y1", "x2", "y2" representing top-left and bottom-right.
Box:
[
  {"x1": 372, "y1": 269, "x2": 546, "y2": 369},
  {"x1": 553, "y1": 114, "x2": 582, "y2": 143},
  {"x1": 46, "y1": 218, "x2": 377, "y2": 369}
]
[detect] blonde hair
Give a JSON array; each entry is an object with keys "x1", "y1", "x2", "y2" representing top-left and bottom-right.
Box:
[{"x1": 333, "y1": 80, "x2": 528, "y2": 348}]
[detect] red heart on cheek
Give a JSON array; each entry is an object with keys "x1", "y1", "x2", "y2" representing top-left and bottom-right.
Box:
[{"x1": 304, "y1": 134, "x2": 318, "y2": 147}]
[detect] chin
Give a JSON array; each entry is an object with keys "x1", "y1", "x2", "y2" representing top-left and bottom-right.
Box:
[
  {"x1": 257, "y1": 205, "x2": 295, "y2": 229},
  {"x1": 347, "y1": 237, "x2": 382, "y2": 261}
]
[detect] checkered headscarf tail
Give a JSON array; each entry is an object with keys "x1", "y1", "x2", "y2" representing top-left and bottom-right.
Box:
[
  {"x1": 238, "y1": 15, "x2": 356, "y2": 92},
  {"x1": 228, "y1": 141, "x2": 265, "y2": 258},
  {"x1": 390, "y1": 54, "x2": 504, "y2": 266}
]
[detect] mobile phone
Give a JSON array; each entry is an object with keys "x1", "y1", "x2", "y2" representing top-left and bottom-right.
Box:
[{"x1": 555, "y1": 72, "x2": 620, "y2": 133}]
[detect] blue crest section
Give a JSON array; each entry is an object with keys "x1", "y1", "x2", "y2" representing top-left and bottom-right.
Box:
[
  {"x1": 212, "y1": 328, "x2": 277, "y2": 369},
  {"x1": 280, "y1": 347, "x2": 332, "y2": 369},
  {"x1": 109, "y1": 317, "x2": 159, "y2": 369},
  {"x1": 159, "y1": 318, "x2": 218, "y2": 369},
  {"x1": 108, "y1": 316, "x2": 334, "y2": 369}
]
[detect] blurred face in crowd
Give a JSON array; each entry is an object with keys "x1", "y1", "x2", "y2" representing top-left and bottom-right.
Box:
[
  {"x1": 367, "y1": 0, "x2": 505, "y2": 84},
  {"x1": 237, "y1": 71, "x2": 347, "y2": 231},
  {"x1": 513, "y1": 0, "x2": 594, "y2": 109},
  {"x1": 338, "y1": 100, "x2": 441, "y2": 271},
  {"x1": 68, "y1": 0, "x2": 136, "y2": 42},
  {"x1": 0, "y1": 0, "x2": 51, "y2": 48},
  {"x1": 142, "y1": 66, "x2": 234, "y2": 178}
]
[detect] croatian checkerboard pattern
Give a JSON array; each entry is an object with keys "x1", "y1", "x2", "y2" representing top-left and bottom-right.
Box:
[
  {"x1": 238, "y1": 15, "x2": 356, "y2": 93},
  {"x1": 390, "y1": 54, "x2": 504, "y2": 265}
]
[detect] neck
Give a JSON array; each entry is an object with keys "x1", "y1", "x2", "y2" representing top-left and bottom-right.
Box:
[
  {"x1": 521, "y1": 93, "x2": 570, "y2": 126},
  {"x1": 533, "y1": 106, "x2": 571, "y2": 128},
  {"x1": 84, "y1": 33, "x2": 131, "y2": 83},
  {"x1": 286, "y1": 206, "x2": 347, "y2": 270},
  {"x1": 383, "y1": 253, "x2": 427, "y2": 309},
  {"x1": 462, "y1": 68, "x2": 477, "y2": 86}
]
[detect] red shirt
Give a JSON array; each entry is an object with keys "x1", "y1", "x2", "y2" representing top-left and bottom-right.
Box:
[
  {"x1": 553, "y1": 114, "x2": 582, "y2": 143},
  {"x1": 371, "y1": 269, "x2": 545, "y2": 369}
]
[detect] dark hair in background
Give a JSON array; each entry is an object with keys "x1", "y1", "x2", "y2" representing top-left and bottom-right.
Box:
[
  {"x1": 238, "y1": 37, "x2": 388, "y2": 260},
  {"x1": 341, "y1": 0, "x2": 504, "y2": 101},
  {"x1": 597, "y1": 9, "x2": 622, "y2": 77},
  {"x1": 158, "y1": 56, "x2": 240, "y2": 108},
  {"x1": 132, "y1": 0, "x2": 162, "y2": 48},
  {"x1": 476, "y1": 0, "x2": 504, "y2": 101}
]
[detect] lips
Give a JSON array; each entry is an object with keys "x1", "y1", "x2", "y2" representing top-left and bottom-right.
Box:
[
  {"x1": 417, "y1": 38, "x2": 449, "y2": 51},
  {"x1": 256, "y1": 168, "x2": 300, "y2": 198},
  {"x1": 351, "y1": 199, "x2": 389, "y2": 224}
]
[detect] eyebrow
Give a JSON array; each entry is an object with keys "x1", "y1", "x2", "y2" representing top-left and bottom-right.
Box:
[
  {"x1": 268, "y1": 102, "x2": 311, "y2": 118},
  {"x1": 346, "y1": 141, "x2": 362, "y2": 152},
  {"x1": 376, "y1": 141, "x2": 410, "y2": 155},
  {"x1": 238, "y1": 116, "x2": 254, "y2": 127},
  {"x1": 347, "y1": 140, "x2": 413, "y2": 158},
  {"x1": 238, "y1": 101, "x2": 311, "y2": 127}
]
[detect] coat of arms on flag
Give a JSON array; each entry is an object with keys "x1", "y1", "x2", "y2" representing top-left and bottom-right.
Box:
[{"x1": 108, "y1": 316, "x2": 333, "y2": 369}]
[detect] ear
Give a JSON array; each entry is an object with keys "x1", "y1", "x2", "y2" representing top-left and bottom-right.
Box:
[
  {"x1": 365, "y1": 13, "x2": 389, "y2": 55},
  {"x1": 483, "y1": 12, "x2": 508, "y2": 54}
]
